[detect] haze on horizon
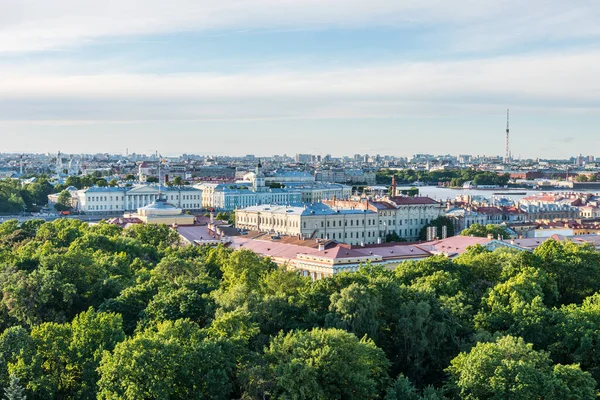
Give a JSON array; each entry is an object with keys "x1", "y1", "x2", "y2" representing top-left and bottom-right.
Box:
[{"x1": 1, "y1": 0, "x2": 600, "y2": 158}]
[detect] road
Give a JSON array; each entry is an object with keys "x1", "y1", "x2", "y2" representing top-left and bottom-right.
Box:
[{"x1": 0, "y1": 214, "x2": 120, "y2": 224}]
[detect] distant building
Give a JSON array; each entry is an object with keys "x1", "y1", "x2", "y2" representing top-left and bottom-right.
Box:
[
  {"x1": 321, "y1": 196, "x2": 444, "y2": 241},
  {"x1": 235, "y1": 203, "x2": 381, "y2": 245},
  {"x1": 124, "y1": 197, "x2": 195, "y2": 226},
  {"x1": 75, "y1": 185, "x2": 202, "y2": 214},
  {"x1": 197, "y1": 163, "x2": 351, "y2": 211},
  {"x1": 315, "y1": 168, "x2": 376, "y2": 185}
]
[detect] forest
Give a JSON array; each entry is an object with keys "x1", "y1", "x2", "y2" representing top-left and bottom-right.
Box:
[{"x1": 0, "y1": 218, "x2": 599, "y2": 399}]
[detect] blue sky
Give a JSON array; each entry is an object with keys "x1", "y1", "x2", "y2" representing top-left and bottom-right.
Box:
[{"x1": 1, "y1": 0, "x2": 600, "y2": 158}]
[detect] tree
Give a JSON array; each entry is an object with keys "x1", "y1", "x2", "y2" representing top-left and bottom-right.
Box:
[
  {"x1": 326, "y1": 283, "x2": 381, "y2": 340},
  {"x1": 575, "y1": 174, "x2": 589, "y2": 182},
  {"x1": 54, "y1": 191, "x2": 72, "y2": 212},
  {"x1": 95, "y1": 179, "x2": 108, "y2": 187},
  {"x1": 4, "y1": 374, "x2": 26, "y2": 400},
  {"x1": 446, "y1": 335, "x2": 596, "y2": 400},
  {"x1": 171, "y1": 176, "x2": 183, "y2": 186},
  {"x1": 551, "y1": 293, "x2": 600, "y2": 381},
  {"x1": 461, "y1": 223, "x2": 512, "y2": 239},
  {"x1": 399, "y1": 187, "x2": 419, "y2": 197},
  {"x1": 108, "y1": 179, "x2": 118, "y2": 187},
  {"x1": 97, "y1": 320, "x2": 236, "y2": 400},
  {"x1": 8, "y1": 309, "x2": 125, "y2": 399},
  {"x1": 243, "y1": 328, "x2": 389, "y2": 400},
  {"x1": 146, "y1": 176, "x2": 159, "y2": 183},
  {"x1": 385, "y1": 375, "x2": 420, "y2": 400},
  {"x1": 418, "y1": 217, "x2": 455, "y2": 241},
  {"x1": 385, "y1": 231, "x2": 406, "y2": 243},
  {"x1": 125, "y1": 174, "x2": 136, "y2": 181},
  {"x1": 533, "y1": 239, "x2": 600, "y2": 304},
  {"x1": 474, "y1": 267, "x2": 556, "y2": 347}
]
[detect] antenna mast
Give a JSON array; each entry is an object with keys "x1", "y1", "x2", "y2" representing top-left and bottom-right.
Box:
[{"x1": 504, "y1": 109, "x2": 510, "y2": 165}]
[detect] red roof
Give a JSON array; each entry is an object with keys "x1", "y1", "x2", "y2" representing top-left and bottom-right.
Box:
[{"x1": 388, "y1": 197, "x2": 440, "y2": 205}]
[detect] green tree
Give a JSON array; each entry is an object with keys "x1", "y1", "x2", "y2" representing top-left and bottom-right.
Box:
[
  {"x1": 108, "y1": 179, "x2": 118, "y2": 187},
  {"x1": 385, "y1": 231, "x2": 406, "y2": 243},
  {"x1": 244, "y1": 328, "x2": 389, "y2": 400},
  {"x1": 125, "y1": 174, "x2": 136, "y2": 181},
  {"x1": 9, "y1": 309, "x2": 124, "y2": 399},
  {"x1": 447, "y1": 335, "x2": 596, "y2": 400},
  {"x1": 551, "y1": 293, "x2": 600, "y2": 381},
  {"x1": 461, "y1": 223, "x2": 512, "y2": 239},
  {"x1": 534, "y1": 240, "x2": 600, "y2": 304},
  {"x1": 385, "y1": 375, "x2": 420, "y2": 400},
  {"x1": 4, "y1": 374, "x2": 26, "y2": 400},
  {"x1": 172, "y1": 176, "x2": 183, "y2": 186},
  {"x1": 54, "y1": 190, "x2": 72, "y2": 212},
  {"x1": 97, "y1": 320, "x2": 235, "y2": 400},
  {"x1": 474, "y1": 267, "x2": 556, "y2": 347},
  {"x1": 326, "y1": 283, "x2": 381, "y2": 340},
  {"x1": 418, "y1": 217, "x2": 455, "y2": 241},
  {"x1": 146, "y1": 176, "x2": 159, "y2": 183}
]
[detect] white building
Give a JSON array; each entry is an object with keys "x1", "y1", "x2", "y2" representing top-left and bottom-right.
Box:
[
  {"x1": 321, "y1": 197, "x2": 445, "y2": 241},
  {"x1": 75, "y1": 185, "x2": 202, "y2": 215},
  {"x1": 196, "y1": 162, "x2": 351, "y2": 211},
  {"x1": 235, "y1": 203, "x2": 382, "y2": 245}
]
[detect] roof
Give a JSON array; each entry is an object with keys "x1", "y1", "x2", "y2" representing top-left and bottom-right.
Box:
[
  {"x1": 388, "y1": 196, "x2": 440, "y2": 205},
  {"x1": 141, "y1": 199, "x2": 179, "y2": 211},
  {"x1": 417, "y1": 236, "x2": 493, "y2": 256},
  {"x1": 239, "y1": 203, "x2": 376, "y2": 216}
]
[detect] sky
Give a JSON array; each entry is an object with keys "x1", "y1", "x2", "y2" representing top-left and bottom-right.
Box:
[{"x1": 1, "y1": 0, "x2": 600, "y2": 158}]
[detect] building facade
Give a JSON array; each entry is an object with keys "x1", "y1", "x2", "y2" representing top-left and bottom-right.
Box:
[
  {"x1": 75, "y1": 185, "x2": 202, "y2": 214},
  {"x1": 235, "y1": 203, "x2": 382, "y2": 245},
  {"x1": 236, "y1": 196, "x2": 445, "y2": 244},
  {"x1": 196, "y1": 163, "x2": 351, "y2": 211}
]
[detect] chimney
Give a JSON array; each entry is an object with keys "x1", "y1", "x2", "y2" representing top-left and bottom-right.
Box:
[
  {"x1": 318, "y1": 243, "x2": 325, "y2": 252},
  {"x1": 487, "y1": 233, "x2": 494, "y2": 240},
  {"x1": 377, "y1": 237, "x2": 382, "y2": 244},
  {"x1": 391, "y1": 175, "x2": 397, "y2": 197},
  {"x1": 498, "y1": 234, "x2": 502, "y2": 240}
]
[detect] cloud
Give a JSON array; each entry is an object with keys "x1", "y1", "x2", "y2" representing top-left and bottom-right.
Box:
[
  {"x1": 1, "y1": 49, "x2": 599, "y2": 122},
  {"x1": 1, "y1": 0, "x2": 599, "y2": 53}
]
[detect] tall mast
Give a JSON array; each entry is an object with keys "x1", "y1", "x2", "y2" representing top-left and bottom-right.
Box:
[
  {"x1": 504, "y1": 109, "x2": 510, "y2": 165},
  {"x1": 158, "y1": 152, "x2": 161, "y2": 198}
]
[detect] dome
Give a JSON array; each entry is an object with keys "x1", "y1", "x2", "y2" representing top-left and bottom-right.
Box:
[{"x1": 137, "y1": 197, "x2": 183, "y2": 216}]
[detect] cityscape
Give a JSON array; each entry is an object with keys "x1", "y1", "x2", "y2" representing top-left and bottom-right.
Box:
[
  {"x1": 3, "y1": 147, "x2": 600, "y2": 273},
  {"x1": 4, "y1": 0, "x2": 600, "y2": 398}
]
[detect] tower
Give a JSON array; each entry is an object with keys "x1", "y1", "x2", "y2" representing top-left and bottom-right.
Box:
[
  {"x1": 253, "y1": 160, "x2": 266, "y2": 192},
  {"x1": 391, "y1": 175, "x2": 397, "y2": 197},
  {"x1": 57, "y1": 151, "x2": 63, "y2": 175},
  {"x1": 504, "y1": 109, "x2": 510, "y2": 165}
]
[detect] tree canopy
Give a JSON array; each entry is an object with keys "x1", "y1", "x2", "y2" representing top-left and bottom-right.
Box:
[{"x1": 0, "y1": 219, "x2": 598, "y2": 398}]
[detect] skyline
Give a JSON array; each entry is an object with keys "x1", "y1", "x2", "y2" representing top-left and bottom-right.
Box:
[{"x1": 2, "y1": 1, "x2": 600, "y2": 157}]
